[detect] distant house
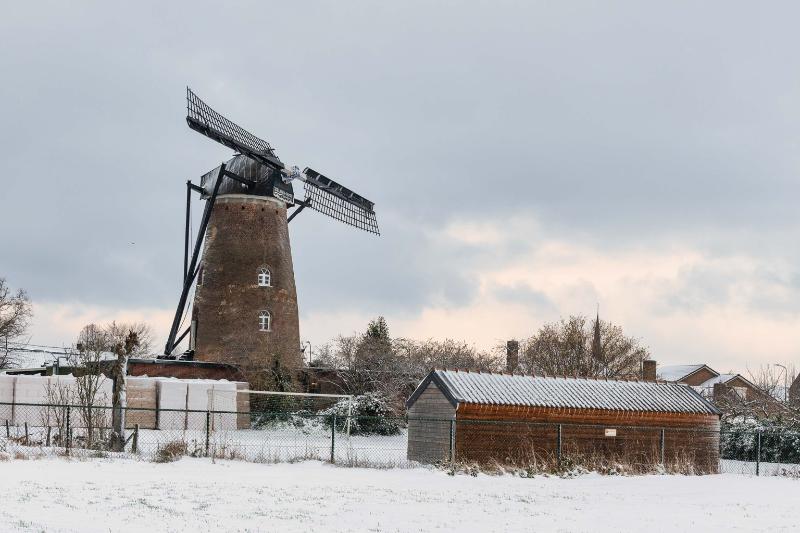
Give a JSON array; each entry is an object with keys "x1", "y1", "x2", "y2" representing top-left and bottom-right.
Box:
[
  {"x1": 406, "y1": 369, "x2": 720, "y2": 472},
  {"x1": 656, "y1": 364, "x2": 766, "y2": 404}
]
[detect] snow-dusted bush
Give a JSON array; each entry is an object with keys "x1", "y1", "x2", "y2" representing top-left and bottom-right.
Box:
[
  {"x1": 322, "y1": 393, "x2": 402, "y2": 436},
  {"x1": 721, "y1": 418, "x2": 800, "y2": 463}
]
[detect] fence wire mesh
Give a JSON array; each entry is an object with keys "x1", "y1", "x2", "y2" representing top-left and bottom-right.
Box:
[{"x1": 1, "y1": 402, "x2": 797, "y2": 476}]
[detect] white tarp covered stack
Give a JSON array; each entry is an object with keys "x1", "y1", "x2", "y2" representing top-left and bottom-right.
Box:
[
  {"x1": 13, "y1": 375, "x2": 52, "y2": 426},
  {"x1": 210, "y1": 382, "x2": 237, "y2": 431},
  {"x1": 157, "y1": 379, "x2": 188, "y2": 430},
  {"x1": 0, "y1": 375, "x2": 15, "y2": 424},
  {"x1": 1, "y1": 375, "x2": 247, "y2": 432},
  {"x1": 186, "y1": 381, "x2": 214, "y2": 430},
  {"x1": 160, "y1": 379, "x2": 239, "y2": 431}
]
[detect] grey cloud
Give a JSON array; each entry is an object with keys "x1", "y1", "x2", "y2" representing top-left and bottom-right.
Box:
[
  {"x1": 2, "y1": 2, "x2": 800, "y2": 345},
  {"x1": 491, "y1": 284, "x2": 555, "y2": 313}
]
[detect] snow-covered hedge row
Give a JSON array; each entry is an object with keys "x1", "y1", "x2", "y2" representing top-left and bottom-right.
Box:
[{"x1": 721, "y1": 419, "x2": 800, "y2": 463}]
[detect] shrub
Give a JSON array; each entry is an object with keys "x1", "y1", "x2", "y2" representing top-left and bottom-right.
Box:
[{"x1": 322, "y1": 393, "x2": 402, "y2": 436}]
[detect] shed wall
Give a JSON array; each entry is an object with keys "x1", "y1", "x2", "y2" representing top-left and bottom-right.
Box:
[
  {"x1": 407, "y1": 382, "x2": 456, "y2": 463},
  {"x1": 455, "y1": 404, "x2": 720, "y2": 473}
]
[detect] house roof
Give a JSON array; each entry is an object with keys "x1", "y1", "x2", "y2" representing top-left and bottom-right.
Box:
[
  {"x1": 697, "y1": 373, "x2": 760, "y2": 392},
  {"x1": 407, "y1": 369, "x2": 720, "y2": 415},
  {"x1": 656, "y1": 364, "x2": 718, "y2": 382},
  {"x1": 698, "y1": 374, "x2": 737, "y2": 388}
]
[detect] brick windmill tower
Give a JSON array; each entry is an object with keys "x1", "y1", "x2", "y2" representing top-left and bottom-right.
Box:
[{"x1": 163, "y1": 89, "x2": 379, "y2": 381}]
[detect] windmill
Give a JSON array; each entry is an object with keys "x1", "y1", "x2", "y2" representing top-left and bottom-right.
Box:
[{"x1": 163, "y1": 89, "x2": 379, "y2": 377}]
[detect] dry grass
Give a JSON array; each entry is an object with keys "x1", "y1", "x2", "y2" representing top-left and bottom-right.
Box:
[
  {"x1": 442, "y1": 447, "x2": 715, "y2": 478},
  {"x1": 154, "y1": 440, "x2": 188, "y2": 463}
]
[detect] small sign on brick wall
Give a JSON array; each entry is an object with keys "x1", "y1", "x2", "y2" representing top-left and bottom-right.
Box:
[{"x1": 604, "y1": 428, "x2": 617, "y2": 437}]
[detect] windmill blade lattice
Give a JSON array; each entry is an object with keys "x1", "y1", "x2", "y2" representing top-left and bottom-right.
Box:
[
  {"x1": 186, "y1": 88, "x2": 282, "y2": 167},
  {"x1": 303, "y1": 175, "x2": 380, "y2": 235}
]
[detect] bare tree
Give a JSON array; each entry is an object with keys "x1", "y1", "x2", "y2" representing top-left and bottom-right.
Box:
[
  {"x1": 71, "y1": 321, "x2": 153, "y2": 449},
  {"x1": 394, "y1": 338, "x2": 502, "y2": 376},
  {"x1": 747, "y1": 364, "x2": 796, "y2": 403},
  {"x1": 105, "y1": 321, "x2": 154, "y2": 357},
  {"x1": 313, "y1": 318, "x2": 501, "y2": 409},
  {"x1": 519, "y1": 315, "x2": 649, "y2": 379},
  {"x1": 109, "y1": 329, "x2": 142, "y2": 452},
  {"x1": 0, "y1": 277, "x2": 33, "y2": 369},
  {"x1": 72, "y1": 324, "x2": 112, "y2": 448},
  {"x1": 42, "y1": 379, "x2": 75, "y2": 446}
]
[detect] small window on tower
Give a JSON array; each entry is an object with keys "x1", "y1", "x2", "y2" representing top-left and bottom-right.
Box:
[
  {"x1": 258, "y1": 310, "x2": 271, "y2": 332},
  {"x1": 258, "y1": 267, "x2": 271, "y2": 287}
]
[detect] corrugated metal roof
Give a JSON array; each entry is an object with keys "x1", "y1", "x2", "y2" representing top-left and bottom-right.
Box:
[{"x1": 418, "y1": 369, "x2": 718, "y2": 414}]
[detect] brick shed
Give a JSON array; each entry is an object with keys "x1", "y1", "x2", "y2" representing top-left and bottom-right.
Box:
[{"x1": 406, "y1": 369, "x2": 721, "y2": 472}]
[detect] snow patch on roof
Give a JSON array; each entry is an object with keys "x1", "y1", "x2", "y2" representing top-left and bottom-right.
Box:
[
  {"x1": 656, "y1": 364, "x2": 713, "y2": 382},
  {"x1": 698, "y1": 374, "x2": 738, "y2": 388}
]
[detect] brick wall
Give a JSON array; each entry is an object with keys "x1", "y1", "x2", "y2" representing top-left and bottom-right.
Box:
[{"x1": 193, "y1": 195, "x2": 303, "y2": 380}]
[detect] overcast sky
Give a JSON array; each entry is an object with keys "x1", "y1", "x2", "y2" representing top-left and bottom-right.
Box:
[{"x1": 2, "y1": 2, "x2": 799, "y2": 372}]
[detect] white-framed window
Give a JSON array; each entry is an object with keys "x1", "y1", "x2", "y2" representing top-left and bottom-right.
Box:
[
  {"x1": 258, "y1": 267, "x2": 271, "y2": 287},
  {"x1": 258, "y1": 310, "x2": 271, "y2": 332}
]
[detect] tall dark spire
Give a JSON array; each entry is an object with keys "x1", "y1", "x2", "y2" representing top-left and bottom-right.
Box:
[{"x1": 592, "y1": 305, "x2": 603, "y2": 375}]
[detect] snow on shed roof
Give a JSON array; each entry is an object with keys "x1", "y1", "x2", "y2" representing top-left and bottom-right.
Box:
[
  {"x1": 656, "y1": 364, "x2": 717, "y2": 382},
  {"x1": 408, "y1": 369, "x2": 719, "y2": 415}
]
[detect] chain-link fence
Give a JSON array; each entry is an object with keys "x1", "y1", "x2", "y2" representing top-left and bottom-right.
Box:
[
  {"x1": 1, "y1": 402, "x2": 797, "y2": 475},
  {"x1": 719, "y1": 427, "x2": 800, "y2": 476}
]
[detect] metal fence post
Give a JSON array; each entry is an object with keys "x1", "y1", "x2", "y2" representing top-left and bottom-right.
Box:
[
  {"x1": 756, "y1": 430, "x2": 761, "y2": 476},
  {"x1": 660, "y1": 429, "x2": 665, "y2": 465},
  {"x1": 132, "y1": 424, "x2": 139, "y2": 454},
  {"x1": 331, "y1": 414, "x2": 337, "y2": 464},
  {"x1": 24, "y1": 422, "x2": 29, "y2": 445},
  {"x1": 65, "y1": 405, "x2": 71, "y2": 454},
  {"x1": 5, "y1": 419, "x2": 9, "y2": 438},
  {"x1": 557, "y1": 424, "x2": 562, "y2": 467},
  {"x1": 205, "y1": 411, "x2": 211, "y2": 457},
  {"x1": 449, "y1": 419, "x2": 456, "y2": 463}
]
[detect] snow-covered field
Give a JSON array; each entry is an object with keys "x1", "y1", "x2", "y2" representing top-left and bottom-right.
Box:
[{"x1": 0, "y1": 458, "x2": 796, "y2": 532}]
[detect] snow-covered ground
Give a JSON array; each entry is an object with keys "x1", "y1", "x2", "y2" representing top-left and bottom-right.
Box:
[{"x1": 0, "y1": 458, "x2": 796, "y2": 532}]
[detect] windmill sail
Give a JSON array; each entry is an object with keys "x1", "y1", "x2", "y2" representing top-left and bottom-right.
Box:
[
  {"x1": 186, "y1": 88, "x2": 283, "y2": 168},
  {"x1": 186, "y1": 88, "x2": 379, "y2": 234},
  {"x1": 302, "y1": 168, "x2": 380, "y2": 235}
]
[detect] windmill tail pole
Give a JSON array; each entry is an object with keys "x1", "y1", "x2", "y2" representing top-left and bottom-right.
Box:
[{"x1": 164, "y1": 163, "x2": 227, "y2": 355}]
